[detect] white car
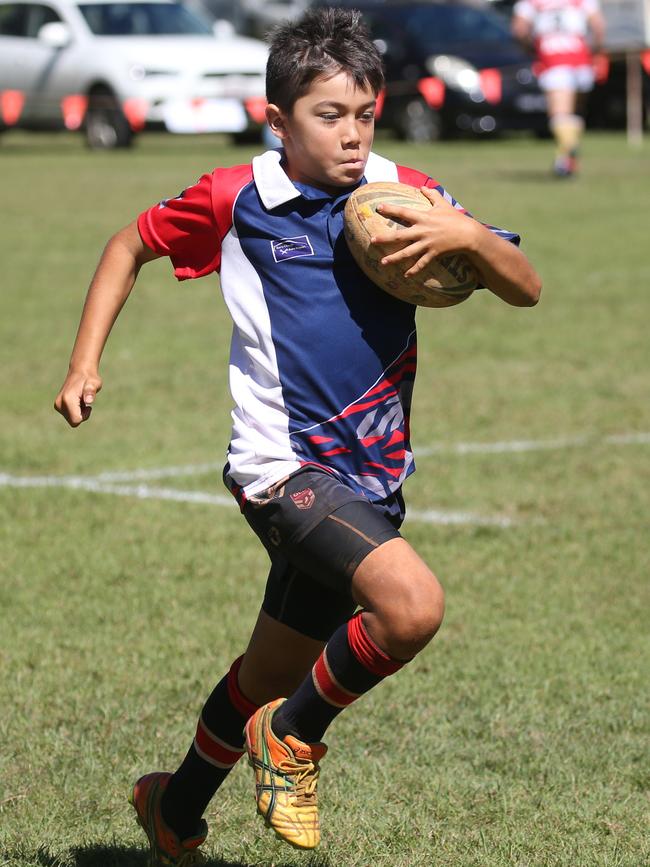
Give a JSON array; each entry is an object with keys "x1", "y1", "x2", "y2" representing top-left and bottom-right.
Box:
[{"x1": 0, "y1": 0, "x2": 269, "y2": 147}]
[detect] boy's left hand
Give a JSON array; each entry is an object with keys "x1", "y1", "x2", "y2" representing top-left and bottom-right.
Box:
[{"x1": 370, "y1": 187, "x2": 477, "y2": 278}]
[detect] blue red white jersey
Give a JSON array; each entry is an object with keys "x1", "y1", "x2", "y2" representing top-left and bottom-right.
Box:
[
  {"x1": 514, "y1": 0, "x2": 600, "y2": 70},
  {"x1": 137, "y1": 149, "x2": 519, "y2": 506}
]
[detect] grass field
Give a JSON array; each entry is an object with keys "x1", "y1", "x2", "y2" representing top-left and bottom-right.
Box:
[{"x1": 1, "y1": 129, "x2": 649, "y2": 867}]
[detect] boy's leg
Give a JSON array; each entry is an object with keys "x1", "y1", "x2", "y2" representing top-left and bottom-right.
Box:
[
  {"x1": 243, "y1": 483, "x2": 444, "y2": 848},
  {"x1": 160, "y1": 613, "x2": 324, "y2": 840},
  {"x1": 130, "y1": 615, "x2": 327, "y2": 866},
  {"x1": 237, "y1": 610, "x2": 329, "y2": 704},
  {"x1": 545, "y1": 86, "x2": 583, "y2": 176},
  {"x1": 131, "y1": 549, "x2": 356, "y2": 862},
  {"x1": 272, "y1": 537, "x2": 443, "y2": 744}
]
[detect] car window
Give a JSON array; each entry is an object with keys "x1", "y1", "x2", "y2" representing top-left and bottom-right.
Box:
[
  {"x1": 0, "y1": 2, "x2": 29, "y2": 35},
  {"x1": 404, "y1": 5, "x2": 511, "y2": 49},
  {"x1": 26, "y1": 3, "x2": 63, "y2": 36},
  {"x1": 359, "y1": 6, "x2": 416, "y2": 61},
  {"x1": 362, "y1": 8, "x2": 405, "y2": 43},
  {"x1": 76, "y1": 1, "x2": 213, "y2": 35}
]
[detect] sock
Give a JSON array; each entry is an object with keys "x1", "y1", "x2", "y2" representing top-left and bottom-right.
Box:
[
  {"x1": 272, "y1": 611, "x2": 407, "y2": 744},
  {"x1": 161, "y1": 656, "x2": 258, "y2": 839},
  {"x1": 550, "y1": 114, "x2": 584, "y2": 160}
]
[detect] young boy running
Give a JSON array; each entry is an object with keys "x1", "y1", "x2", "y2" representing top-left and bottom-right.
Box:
[{"x1": 55, "y1": 8, "x2": 541, "y2": 864}]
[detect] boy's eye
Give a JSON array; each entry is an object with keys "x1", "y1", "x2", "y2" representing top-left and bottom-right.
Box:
[{"x1": 318, "y1": 110, "x2": 374, "y2": 122}]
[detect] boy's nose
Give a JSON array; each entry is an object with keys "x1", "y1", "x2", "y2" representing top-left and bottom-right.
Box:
[{"x1": 341, "y1": 119, "x2": 361, "y2": 146}]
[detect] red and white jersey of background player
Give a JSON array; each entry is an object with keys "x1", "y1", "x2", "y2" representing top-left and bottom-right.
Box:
[
  {"x1": 138, "y1": 149, "x2": 519, "y2": 507},
  {"x1": 514, "y1": 0, "x2": 600, "y2": 71}
]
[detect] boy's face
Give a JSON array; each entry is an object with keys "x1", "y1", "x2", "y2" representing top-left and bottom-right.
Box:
[{"x1": 266, "y1": 71, "x2": 377, "y2": 193}]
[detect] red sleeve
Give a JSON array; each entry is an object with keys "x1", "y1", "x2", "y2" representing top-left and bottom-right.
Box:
[
  {"x1": 137, "y1": 172, "x2": 221, "y2": 281},
  {"x1": 396, "y1": 165, "x2": 438, "y2": 190}
]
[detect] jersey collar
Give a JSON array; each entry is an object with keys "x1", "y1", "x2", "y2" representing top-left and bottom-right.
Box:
[{"x1": 252, "y1": 149, "x2": 398, "y2": 210}]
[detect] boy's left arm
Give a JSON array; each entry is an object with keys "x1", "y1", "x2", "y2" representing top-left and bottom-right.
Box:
[{"x1": 373, "y1": 187, "x2": 542, "y2": 307}]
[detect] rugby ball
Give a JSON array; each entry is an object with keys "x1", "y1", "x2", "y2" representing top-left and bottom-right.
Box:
[{"x1": 344, "y1": 181, "x2": 479, "y2": 307}]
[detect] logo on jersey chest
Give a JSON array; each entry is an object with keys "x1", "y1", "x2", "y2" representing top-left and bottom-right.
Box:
[{"x1": 271, "y1": 235, "x2": 314, "y2": 262}]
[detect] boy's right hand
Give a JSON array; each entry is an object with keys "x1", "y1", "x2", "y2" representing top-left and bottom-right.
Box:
[{"x1": 54, "y1": 370, "x2": 103, "y2": 427}]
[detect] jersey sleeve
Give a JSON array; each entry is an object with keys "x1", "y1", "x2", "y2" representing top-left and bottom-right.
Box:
[
  {"x1": 396, "y1": 165, "x2": 439, "y2": 190},
  {"x1": 137, "y1": 172, "x2": 221, "y2": 281},
  {"x1": 396, "y1": 164, "x2": 521, "y2": 246}
]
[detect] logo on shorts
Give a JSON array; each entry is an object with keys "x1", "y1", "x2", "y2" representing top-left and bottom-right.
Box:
[
  {"x1": 271, "y1": 235, "x2": 314, "y2": 262},
  {"x1": 290, "y1": 488, "x2": 316, "y2": 510}
]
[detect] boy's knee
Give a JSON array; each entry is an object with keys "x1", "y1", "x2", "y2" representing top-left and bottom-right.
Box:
[
  {"x1": 353, "y1": 539, "x2": 445, "y2": 659},
  {"x1": 370, "y1": 573, "x2": 445, "y2": 660},
  {"x1": 398, "y1": 578, "x2": 445, "y2": 652},
  {"x1": 424, "y1": 578, "x2": 446, "y2": 637}
]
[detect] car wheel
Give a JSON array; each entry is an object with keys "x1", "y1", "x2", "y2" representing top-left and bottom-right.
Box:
[
  {"x1": 85, "y1": 88, "x2": 134, "y2": 150},
  {"x1": 396, "y1": 98, "x2": 442, "y2": 142}
]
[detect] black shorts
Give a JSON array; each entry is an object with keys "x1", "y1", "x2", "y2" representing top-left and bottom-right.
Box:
[{"x1": 243, "y1": 467, "x2": 403, "y2": 641}]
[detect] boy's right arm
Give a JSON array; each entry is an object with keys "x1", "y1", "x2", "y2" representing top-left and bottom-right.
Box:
[{"x1": 54, "y1": 220, "x2": 161, "y2": 427}]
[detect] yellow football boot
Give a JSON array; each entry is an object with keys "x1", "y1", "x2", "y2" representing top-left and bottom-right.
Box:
[{"x1": 244, "y1": 698, "x2": 327, "y2": 850}]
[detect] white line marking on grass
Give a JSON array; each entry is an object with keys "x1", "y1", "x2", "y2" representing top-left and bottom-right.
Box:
[
  {"x1": 605, "y1": 432, "x2": 650, "y2": 446},
  {"x1": 415, "y1": 431, "x2": 650, "y2": 457},
  {"x1": 0, "y1": 473, "x2": 233, "y2": 507},
  {"x1": 92, "y1": 483, "x2": 235, "y2": 506},
  {"x1": 407, "y1": 507, "x2": 516, "y2": 528},
  {"x1": 93, "y1": 462, "x2": 224, "y2": 482},
  {"x1": 0, "y1": 472, "x2": 512, "y2": 526},
  {"x1": 2, "y1": 431, "x2": 647, "y2": 528}
]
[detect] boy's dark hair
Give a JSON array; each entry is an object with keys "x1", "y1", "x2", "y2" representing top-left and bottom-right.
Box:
[{"x1": 266, "y1": 7, "x2": 385, "y2": 111}]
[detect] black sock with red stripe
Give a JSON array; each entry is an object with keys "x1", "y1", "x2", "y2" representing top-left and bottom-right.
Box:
[
  {"x1": 272, "y1": 611, "x2": 407, "y2": 744},
  {"x1": 161, "y1": 656, "x2": 258, "y2": 840}
]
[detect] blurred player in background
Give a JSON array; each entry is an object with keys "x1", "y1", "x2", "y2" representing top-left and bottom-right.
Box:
[{"x1": 512, "y1": 0, "x2": 606, "y2": 177}]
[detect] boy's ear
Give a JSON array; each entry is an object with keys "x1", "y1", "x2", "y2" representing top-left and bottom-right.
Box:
[{"x1": 265, "y1": 103, "x2": 288, "y2": 139}]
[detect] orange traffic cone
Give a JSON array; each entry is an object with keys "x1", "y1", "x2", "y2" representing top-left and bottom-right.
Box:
[
  {"x1": 1, "y1": 90, "x2": 25, "y2": 125},
  {"x1": 61, "y1": 94, "x2": 88, "y2": 130}
]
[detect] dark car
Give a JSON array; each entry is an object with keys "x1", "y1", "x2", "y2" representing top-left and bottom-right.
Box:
[{"x1": 315, "y1": 0, "x2": 548, "y2": 140}]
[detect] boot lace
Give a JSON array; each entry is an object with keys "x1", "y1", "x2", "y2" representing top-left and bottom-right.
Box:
[{"x1": 278, "y1": 756, "x2": 321, "y2": 807}]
